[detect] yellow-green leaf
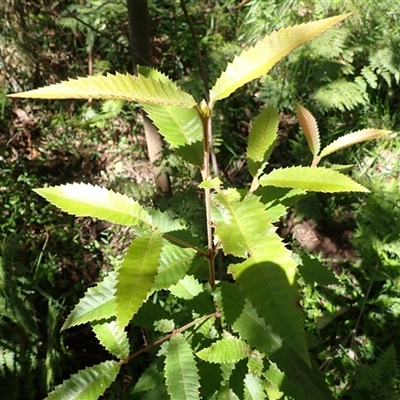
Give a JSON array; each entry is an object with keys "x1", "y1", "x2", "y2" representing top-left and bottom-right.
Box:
[
  {"x1": 319, "y1": 129, "x2": 391, "y2": 158},
  {"x1": 9, "y1": 72, "x2": 196, "y2": 108},
  {"x1": 210, "y1": 14, "x2": 351, "y2": 105},
  {"x1": 260, "y1": 166, "x2": 369, "y2": 193}
]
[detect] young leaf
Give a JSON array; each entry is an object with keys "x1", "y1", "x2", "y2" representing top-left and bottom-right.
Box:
[
  {"x1": 209, "y1": 14, "x2": 351, "y2": 104},
  {"x1": 165, "y1": 334, "x2": 200, "y2": 400},
  {"x1": 196, "y1": 338, "x2": 251, "y2": 364},
  {"x1": 152, "y1": 243, "x2": 196, "y2": 290},
  {"x1": 260, "y1": 166, "x2": 369, "y2": 192},
  {"x1": 34, "y1": 183, "x2": 153, "y2": 227},
  {"x1": 45, "y1": 360, "x2": 120, "y2": 400},
  {"x1": 169, "y1": 275, "x2": 204, "y2": 300},
  {"x1": 91, "y1": 320, "x2": 130, "y2": 359},
  {"x1": 319, "y1": 129, "x2": 390, "y2": 158},
  {"x1": 296, "y1": 104, "x2": 320, "y2": 156},
  {"x1": 247, "y1": 105, "x2": 279, "y2": 177},
  {"x1": 62, "y1": 272, "x2": 117, "y2": 331},
  {"x1": 9, "y1": 72, "x2": 197, "y2": 108},
  {"x1": 115, "y1": 230, "x2": 163, "y2": 328}
]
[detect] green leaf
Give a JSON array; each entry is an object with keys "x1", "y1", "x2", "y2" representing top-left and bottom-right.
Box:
[
  {"x1": 153, "y1": 243, "x2": 197, "y2": 290},
  {"x1": 247, "y1": 106, "x2": 279, "y2": 177},
  {"x1": 115, "y1": 230, "x2": 163, "y2": 328},
  {"x1": 198, "y1": 362, "x2": 223, "y2": 399},
  {"x1": 212, "y1": 191, "x2": 274, "y2": 258},
  {"x1": 298, "y1": 255, "x2": 339, "y2": 286},
  {"x1": 62, "y1": 272, "x2": 117, "y2": 331},
  {"x1": 165, "y1": 334, "x2": 200, "y2": 400},
  {"x1": 142, "y1": 103, "x2": 202, "y2": 147},
  {"x1": 196, "y1": 338, "x2": 251, "y2": 364},
  {"x1": 91, "y1": 320, "x2": 130, "y2": 359},
  {"x1": 244, "y1": 374, "x2": 265, "y2": 400},
  {"x1": 216, "y1": 282, "x2": 282, "y2": 356},
  {"x1": 260, "y1": 166, "x2": 369, "y2": 192},
  {"x1": 169, "y1": 275, "x2": 204, "y2": 300},
  {"x1": 10, "y1": 72, "x2": 197, "y2": 108},
  {"x1": 270, "y1": 347, "x2": 335, "y2": 400},
  {"x1": 211, "y1": 191, "x2": 307, "y2": 362},
  {"x1": 210, "y1": 14, "x2": 351, "y2": 104},
  {"x1": 133, "y1": 362, "x2": 164, "y2": 393},
  {"x1": 34, "y1": 183, "x2": 153, "y2": 227},
  {"x1": 319, "y1": 129, "x2": 391, "y2": 158},
  {"x1": 154, "y1": 318, "x2": 175, "y2": 333},
  {"x1": 296, "y1": 104, "x2": 320, "y2": 156},
  {"x1": 45, "y1": 360, "x2": 120, "y2": 400}
]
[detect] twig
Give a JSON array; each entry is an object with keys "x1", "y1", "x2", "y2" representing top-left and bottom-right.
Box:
[
  {"x1": 179, "y1": 0, "x2": 219, "y2": 177},
  {"x1": 124, "y1": 312, "x2": 217, "y2": 363}
]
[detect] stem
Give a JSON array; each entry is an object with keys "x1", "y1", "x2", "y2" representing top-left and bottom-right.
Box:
[
  {"x1": 124, "y1": 312, "x2": 217, "y2": 363},
  {"x1": 162, "y1": 233, "x2": 208, "y2": 256}
]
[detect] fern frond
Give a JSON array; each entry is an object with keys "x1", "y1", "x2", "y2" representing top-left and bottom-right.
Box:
[{"x1": 312, "y1": 78, "x2": 369, "y2": 111}]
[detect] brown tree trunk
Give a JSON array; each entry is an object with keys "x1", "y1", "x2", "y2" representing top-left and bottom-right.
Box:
[{"x1": 126, "y1": 0, "x2": 170, "y2": 193}]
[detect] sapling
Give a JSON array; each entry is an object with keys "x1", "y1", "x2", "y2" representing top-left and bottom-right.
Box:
[{"x1": 9, "y1": 13, "x2": 390, "y2": 400}]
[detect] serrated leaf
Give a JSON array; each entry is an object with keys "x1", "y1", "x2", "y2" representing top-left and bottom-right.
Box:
[
  {"x1": 298, "y1": 255, "x2": 338, "y2": 286},
  {"x1": 115, "y1": 230, "x2": 163, "y2": 328},
  {"x1": 319, "y1": 129, "x2": 390, "y2": 158},
  {"x1": 34, "y1": 183, "x2": 153, "y2": 227},
  {"x1": 247, "y1": 106, "x2": 279, "y2": 177},
  {"x1": 132, "y1": 362, "x2": 164, "y2": 393},
  {"x1": 296, "y1": 104, "x2": 320, "y2": 156},
  {"x1": 212, "y1": 191, "x2": 274, "y2": 258},
  {"x1": 154, "y1": 318, "x2": 175, "y2": 333},
  {"x1": 198, "y1": 362, "x2": 223, "y2": 399},
  {"x1": 215, "y1": 283, "x2": 281, "y2": 356},
  {"x1": 45, "y1": 360, "x2": 120, "y2": 400},
  {"x1": 148, "y1": 209, "x2": 186, "y2": 233},
  {"x1": 260, "y1": 166, "x2": 369, "y2": 192},
  {"x1": 62, "y1": 272, "x2": 117, "y2": 331},
  {"x1": 229, "y1": 253, "x2": 308, "y2": 365},
  {"x1": 169, "y1": 275, "x2": 204, "y2": 299},
  {"x1": 210, "y1": 14, "x2": 351, "y2": 104},
  {"x1": 244, "y1": 374, "x2": 265, "y2": 400},
  {"x1": 153, "y1": 243, "x2": 196, "y2": 290},
  {"x1": 142, "y1": 103, "x2": 202, "y2": 147},
  {"x1": 270, "y1": 346, "x2": 335, "y2": 400},
  {"x1": 10, "y1": 72, "x2": 196, "y2": 108},
  {"x1": 196, "y1": 338, "x2": 251, "y2": 364},
  {"x1": 211, "y1": 191, "x2": 307, "y2": 362},
  {"x1": 91, "y1": 320, "x2": 129, "y2": 359},
  {"x1": 165, "y1": 334, "x2": 200, "y2": 400}
]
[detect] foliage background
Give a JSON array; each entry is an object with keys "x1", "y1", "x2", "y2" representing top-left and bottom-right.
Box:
[{"x1": 0, "y1": 0, "x2": 399, "y2": 398}]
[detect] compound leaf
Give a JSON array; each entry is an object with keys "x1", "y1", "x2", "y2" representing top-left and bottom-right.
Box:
[
  {"x1": 34, "y1": 183, "x2": 153, "y2": 227},
  {"x1": 91, "y1": 320, "x2": 130, "y2": 359},
  {"x1": 10, "y1": 72, "x2": 196, "y2": 108},
  {"x1": 260, "y1": 166, "x2": 369, "y2": 192},
  {"x1": 62, "y1": 272, "x2": 117, "y2": 331},
  {"x1": 210, "y1": 14, "x2": 351, "y2": 104},
  {"x1": 197, "y1": 338, "x2": 250, "y2": 364},
  {"x1": 165, "y1": 334, "x2": 200, "y2": 400},
  {"x1": 319, "y1": 129, "x2": 390, "y2": 158},
  {"x1": 115, "y1": 230, "x2": 163, "y2": 328},
  {"x1": 45, "y1": 360, "x2": 120, "y2": 400},
  {"x1": 296, "y1": 104, "x2": 320, "y2": 156}
]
